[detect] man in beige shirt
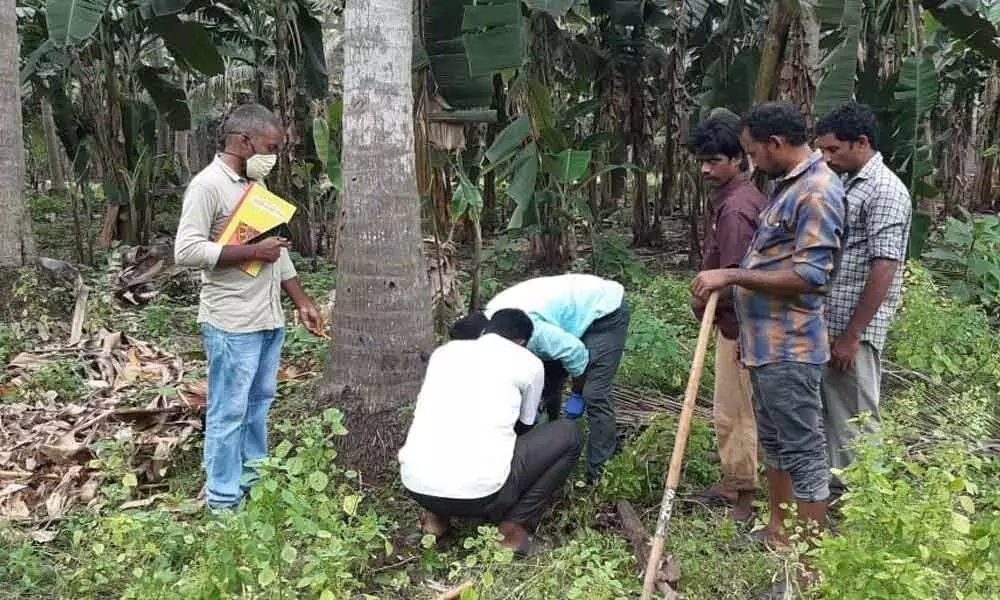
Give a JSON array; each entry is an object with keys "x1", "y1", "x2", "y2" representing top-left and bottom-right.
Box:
[{"x1": 174, "y1": 103, "x2": 321, "y2": 510}]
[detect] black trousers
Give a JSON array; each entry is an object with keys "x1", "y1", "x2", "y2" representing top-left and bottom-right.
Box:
[
  {"x1": 406, "y1": 419, "x2": 582, "y2": 529},
  {"x1": 541, "y1": 301, "x2": 630, "y2": 479}
]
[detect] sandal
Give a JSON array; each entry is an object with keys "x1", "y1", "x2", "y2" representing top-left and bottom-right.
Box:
[{"x1": 692, "y1": 487, "x2": 736, "y2": 507}]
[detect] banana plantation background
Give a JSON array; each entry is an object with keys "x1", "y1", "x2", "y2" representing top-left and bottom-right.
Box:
[
  {"x1": 7, "y1": 1, "x2": 1000, "y2": 598},
  {"x1": 11, "y1": 0, "x2": 1000, "y2": 279}
]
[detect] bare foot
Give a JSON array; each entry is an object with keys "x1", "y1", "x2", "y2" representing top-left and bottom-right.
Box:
[
  {"x1": 750, "y1": 527, "x2": 792, "y2": 553},
  {"x1": 419, "y1": 512, "x2": 450, "y2": 537},
  {"x1": 695, "y1": 484, "x2": 738, "y2": 506},
  {"x1": 497, "y1": 521, "x2": 531, "y2": 555}
]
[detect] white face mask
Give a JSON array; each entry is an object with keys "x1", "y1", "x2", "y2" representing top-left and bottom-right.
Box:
[{"x1": 246, "y1": 154, "x2": 277, "y2": 181}]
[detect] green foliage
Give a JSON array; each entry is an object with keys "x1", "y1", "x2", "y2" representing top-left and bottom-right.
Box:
[
  {"x1": 294, "y1": 258, "x2": 336, "y2": 305},
  {"x1": 281, "y1": 325, "x2": 329, "y2": 367},
  {"x1": 892, "y1": 52, "x2": 939, "y2": 213},
  {"x1": 884, "y1": 384, "x2": 997, "y2": 442},
  {"x1": 588, "y1": 232, "x2": 648, "y2": 287},
  {"x1": 815, "y1": 423, "x2": 1000, "y2": 600},
  {"x1": 619, "y1": 274, "x2": 709, "y2": 394},
  {"x1": 600, "y1": 414, "x2": 719, "y2": 506},
  {"x1": 45, "y1": 0, "x2": 110, "y2": 47},
  {"x1": 312, "y1": 101, "x2": 344, "y2": 193},
  {"x1": 886, "y1": 263, "x2": 1000, "y2": 387},
  {"x1": 0, "y1": 525, "x2": 56, "y2": 596},
  {"x1": 515, "y1": 531, "x2": 638, "y2": 599},
  {"x1": 0, "y1": 324, "x2": 25, "y2": 371},
  {"x1": 137, "y1": 302, "x2": 199, "y2": 349},
  {"x1": 813, "y1": 0, "x2": 862, "y2": 119},
  {"x1": 45, "y1": 409, "x2": 387, "y2": 599},
  {"x1": 16, "y1": 360, "x2": 86, "y2": 402},
  {"x1": 922, "y1": 211, "x2": 1000, "y2": 312},
  {"x1": 476, "y1": 235, "x2": 523, "y2": 302}
]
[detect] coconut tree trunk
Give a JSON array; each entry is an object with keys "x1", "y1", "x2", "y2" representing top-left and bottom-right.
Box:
[
  {"x1": 0, "y1": 0, "x2": 37, "y2": 267},
  {"x1": 322, "y1": 0, "x2": 433, "y2": 481}
]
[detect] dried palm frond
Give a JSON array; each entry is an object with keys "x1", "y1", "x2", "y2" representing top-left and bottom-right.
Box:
[{"x1": 613, "y1": 359, "x2": 1000, "y2": 444}]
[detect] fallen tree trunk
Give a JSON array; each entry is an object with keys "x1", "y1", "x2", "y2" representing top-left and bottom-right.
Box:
[{"x1": 616, "y1": 500, "x2": 680, "y2": 598}]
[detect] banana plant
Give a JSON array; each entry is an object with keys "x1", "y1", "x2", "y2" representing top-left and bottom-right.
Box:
[
  {"x1": 478, "y1": 76, "x2": 638, "y2": 266},
  {"x1": 813, "y1": 0, "x2": 862, "y2": 119},
  {"x1": 312, "y1": 100, "x2": 344, "y2": 194}
]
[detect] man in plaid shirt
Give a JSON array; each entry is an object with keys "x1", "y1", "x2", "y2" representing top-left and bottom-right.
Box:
[
  {"x1": 692, "y1": 103, "x2": 846, "y2": 561},
  {"x1": 815, "y1": 103, "x2": 912, "y2": 498}
]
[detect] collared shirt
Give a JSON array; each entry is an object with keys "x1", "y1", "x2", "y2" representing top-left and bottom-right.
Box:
[
  {"x1": 484, "y1": 274, "x2": 625, "y2": 377},
  {"x1": 398, "y1": 334, "x2": 544, "y2": 499},
  {"x1": 174, "y1": 155, "x2": 297, "y2": 333},
  {"x1": 825, "y1": 152, "x2": 911, "y2": 351},
  {"x1": 699, "y1": 173, "x2": 766, "y2": 339},
  {"x1": 735, "y1": 150, "x2": 846, "y2": 367}
]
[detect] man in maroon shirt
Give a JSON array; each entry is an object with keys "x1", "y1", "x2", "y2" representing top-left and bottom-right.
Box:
[{"x1": 690, "y1": 112, "x2": 767, "y2": 522}]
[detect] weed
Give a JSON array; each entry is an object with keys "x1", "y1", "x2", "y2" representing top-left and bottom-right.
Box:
[
  {"x1": 0, "y1": 324, "x2": 25, "y2": 368},
  {"x1": 282, "y1": 324, "x2": 329, "y2": 367},
  {"x1": 600, "y1": 415, "x2": 719, "y2": 506},
  {"x1": 816, "y1": 423, "x2": 1000, "y2": 599},
  {"x1": 922, "y1": 209, "x2": 1000, "y2": 313},
  {"x1": 620, "y1": 275, "x2": 709, "y2": 394},
  {"x1": 16, "y1": 360, "x2": 86, "y2": 402},
  {"x1": 887, "y1": 263, "x2": 1000, "y2": 388},
  {"x1": 37, "y1": 409, "x2": 388, "y2": 599},
  {"x1": 589, "y1": 232, "x2": 649, "y2": 287},
  {"x1": 137, "y1": 301, "x2": 199, "y2": 348}
]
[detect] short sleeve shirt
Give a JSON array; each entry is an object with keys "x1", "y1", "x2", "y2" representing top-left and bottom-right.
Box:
[{"x1": 825, "y1": 153, "x2": 911, "y2": 351}]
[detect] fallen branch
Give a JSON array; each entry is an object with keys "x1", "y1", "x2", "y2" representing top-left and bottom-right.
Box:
[
  {"x1": 432, "y1": 580, "x2": 474, "y2": 600},
  {"x1": 616, "y1": 500, "x2": 680, "y2": 596}
]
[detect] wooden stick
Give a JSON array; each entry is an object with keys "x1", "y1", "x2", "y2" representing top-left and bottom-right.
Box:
[
  {"x1": 432, "y1": 580, "x2": 474, "y2": 600},
  {"x1": 640, "y1": 291, "x2": 718, "y2": 600}
]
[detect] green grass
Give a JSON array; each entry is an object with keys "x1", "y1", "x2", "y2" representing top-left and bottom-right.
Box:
[{"x1": 5, "y1": 236, "x2": 1000, "y2": 599}]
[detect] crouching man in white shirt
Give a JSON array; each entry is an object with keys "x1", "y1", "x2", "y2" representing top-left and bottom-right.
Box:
[{"x1": 398, "y1": 309, "x2": 583, "y2": 554}]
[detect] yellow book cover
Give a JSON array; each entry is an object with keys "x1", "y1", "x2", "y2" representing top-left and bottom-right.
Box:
[{"x1": 216, "y1": 183, "x2": 297, "y2": 277}]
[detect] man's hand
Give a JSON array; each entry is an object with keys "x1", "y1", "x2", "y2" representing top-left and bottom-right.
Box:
[
  {"x1": 691, "y1": 268, "x2": 736, "y2": 301},
  {"x1": 251, "y1": 237, "x2": 290, "y2": 263},
  {"x1": 564, "y1": 392, "x2": 585, "y2": 419},
  {"x1": 830, "y1": 332, "x2": 860, "y2": 372},
  {"x1": 296, "y1": 301, "x2": 327, "y2": 338}
]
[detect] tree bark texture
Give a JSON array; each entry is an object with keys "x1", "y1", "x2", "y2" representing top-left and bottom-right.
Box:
[
  {"x1": 778, "y1": 8, "x2": 819, "y2": 128},
  {"x1": 973, "y1": 69, "x2": 1000, "y2": 212},
  {"x1": 322, "y1": 0, "x2": 434, "y2": 481},
  {"x1": 40, "y1": 97, "x2": 68, "y2": 192},
  {"x1": 0, "y1": 0, "x2": 38, "y2": 267},
  {"x1": 754, "y1": 0, "x2": 794, "y2": 104}
]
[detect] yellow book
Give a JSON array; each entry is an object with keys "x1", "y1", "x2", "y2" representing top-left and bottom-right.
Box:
[{"x1": 215, "y1": 183, "x2": 297, "y2": 277}]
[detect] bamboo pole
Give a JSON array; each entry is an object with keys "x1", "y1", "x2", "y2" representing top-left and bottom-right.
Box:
[{"x1": 640, "y1": 291, "x2": 718, "y2": 600}]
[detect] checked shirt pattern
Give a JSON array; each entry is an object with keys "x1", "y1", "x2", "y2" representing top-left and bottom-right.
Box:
[{"x1": 825, "y1": 152, "x2": 912, "y2": 351}]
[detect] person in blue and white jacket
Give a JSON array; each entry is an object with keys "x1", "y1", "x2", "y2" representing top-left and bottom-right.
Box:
[{"x1": 453, "y1": 274, "x2": 630, "y2": 483}]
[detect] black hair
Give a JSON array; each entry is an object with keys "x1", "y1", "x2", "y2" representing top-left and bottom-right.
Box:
[
  {"x1": 484, "y1": 309, "x2": 534, "y2": 343},
  {"x1": 741, "y1": 102, "x2": 809, "y2": 146},
  {"x1": 815, "y1": 102, "x2": 878, "y2": 150},
  {"x1": 690, "y1": 116, "x2": 748, "y2": 171},
  {"x1": 448, "y1": 311, "x2": 488, "y2": 340}
]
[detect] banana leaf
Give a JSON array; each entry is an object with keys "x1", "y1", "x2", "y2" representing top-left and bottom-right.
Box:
[{"x1": 46, "y1": 0, "x2": 110, "y2": 47}]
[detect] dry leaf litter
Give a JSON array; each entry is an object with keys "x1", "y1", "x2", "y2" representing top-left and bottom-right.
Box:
[{"x1": 1, "y1": 329, "x2": 206, "y2": 524}]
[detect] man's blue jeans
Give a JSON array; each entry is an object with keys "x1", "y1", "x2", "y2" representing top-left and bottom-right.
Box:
[{"x1": 201, "y1": 324, "x2": 285, "y2": 508}]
